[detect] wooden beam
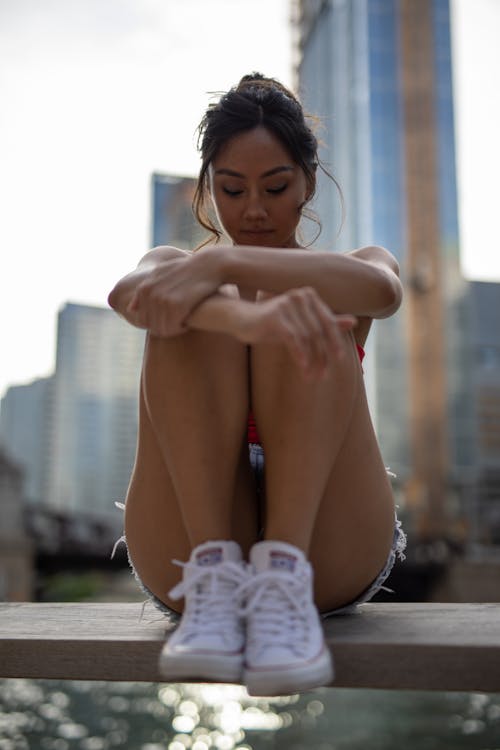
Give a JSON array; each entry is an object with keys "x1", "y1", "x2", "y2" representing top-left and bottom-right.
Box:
[{"x1": 1, "y1": 602, "x2": 499, "y2": 692}]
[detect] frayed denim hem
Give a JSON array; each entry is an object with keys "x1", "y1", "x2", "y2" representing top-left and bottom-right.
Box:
[
  {"x1": 322, "y1": 513, "x2": 407, "y2": 618},
  {"x1": 111, "y1": 511, "x2": 406, "y2": 622},
  {"x1": 111, "y1": 521, "x2": 181, "y2": 622}
]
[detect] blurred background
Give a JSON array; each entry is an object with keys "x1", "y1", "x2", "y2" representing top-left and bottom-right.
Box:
[{"x1": 1, "y1": 1, "x2": 500, "y2": 748}]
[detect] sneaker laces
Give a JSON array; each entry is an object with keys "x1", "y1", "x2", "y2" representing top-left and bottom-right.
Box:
[
  {"x1": 240, "y1": 570, "x2": 314, "y2": 657},
  {"x1": 168, "y1": 559, "x2": 247, "y2": 640}
]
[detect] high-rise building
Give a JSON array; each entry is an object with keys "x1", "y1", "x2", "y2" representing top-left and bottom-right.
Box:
[
  {"x1": 1, "y1": 172, "x2": 201, "y2": 523},
  {"x1": 47, "y1": 303, "x2": 145, "y2": 518},
  {"x1": 0, "y1": 376, "x2": 53, "y2": 505},
  {"x1": 294, "y1": 0, "x2": 472, "y2": 539},
  {"x1": 0, "y1": 449, "x2": 34, "y2": 600},
  {"x1": 151, "y1": 173, "x2": 204, "y2": 249},
  {"x1": 469, "y1": 281, "x2": 500, "y2": 548}
]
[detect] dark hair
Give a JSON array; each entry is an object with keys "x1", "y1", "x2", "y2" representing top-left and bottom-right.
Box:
[{"x1": 192, "y1": 72, "x2": 341, "y2": 247}]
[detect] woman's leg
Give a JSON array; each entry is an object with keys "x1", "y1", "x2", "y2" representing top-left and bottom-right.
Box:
[
  {"x1": 125, "y1": 330, "x2": 259, "y2": 610},
  {"x1": 251, "y1": 332, "x2": 395, "y2": 612}
]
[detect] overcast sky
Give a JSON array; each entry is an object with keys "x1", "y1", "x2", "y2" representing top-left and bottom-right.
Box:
[{"x1": 0, "y1": 0, "x2": 498, "y2": 398}]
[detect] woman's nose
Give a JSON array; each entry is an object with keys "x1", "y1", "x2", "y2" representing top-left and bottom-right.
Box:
[{"x1": 243, "y1": 192, "x2": 268, "y2": 220}]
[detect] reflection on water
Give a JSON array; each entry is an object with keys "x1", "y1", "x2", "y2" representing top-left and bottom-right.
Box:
[{"x1": 0, "y1": 680, "x2": 500, "y2": 750}]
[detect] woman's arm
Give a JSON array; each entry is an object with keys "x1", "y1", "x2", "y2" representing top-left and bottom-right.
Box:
[
  {"x1": 108, "y1": 242, "x2": 400, "y2": 348},
  {"x1": 108, "y1": 245, "x2": 224, "y2": 336},
  {"x1": 108, "y1": 243, "x2": 359, "y2": 379},
  {"x1": 210, "y1": 244, "x2": 402, "y2": 320},
  {"x1": 186, "y1": 287, "x2": 356, "y2": 381},
  {"x1": 107, "y1": 246, "x2": 190, "y2": 327}
]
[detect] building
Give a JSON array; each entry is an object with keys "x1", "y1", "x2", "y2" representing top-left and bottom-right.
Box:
[
  {"x1": 468, "y1": 281, "x2": 500, "y2": 549},
  {"x1": 0, "y1": 376, "x2": 53, "y2": 505},
  {"x1": 294, "y1": 0, "x2": 472, "y2": 540},
  {"x1": 151, "y1": 173, "x2": 204, "y2": 249},
  {"x1": 0, "y1": 172, "x2": 201, "y2": 525},
  {"x1": 0, "y1": 449, "x2": 34, "y2": 600},
  {"x1": 0, "y1": 306, "x2": 145, "y2": 522},
  {"x1": 47, "y1": 303, "x2": 145, "y2": 518}
]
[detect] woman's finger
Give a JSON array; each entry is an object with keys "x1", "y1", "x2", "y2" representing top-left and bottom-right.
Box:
[
  {"x1": 296, "y1": 290, "x2": 339, "y2": 372},
  {"x1": 282, "y1": 289, "x2": 329, "y2": 379},
  {"x1": 301, "y1": 291, "x2": 332, "y2": 376}
]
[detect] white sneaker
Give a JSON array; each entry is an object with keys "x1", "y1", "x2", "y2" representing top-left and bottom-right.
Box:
[
  {"x1": 242, "y1": 540, "x2": 334, "y2": 696},
  {"x1": 158, "y1": 540, "x2": 247, "y2": 683}
]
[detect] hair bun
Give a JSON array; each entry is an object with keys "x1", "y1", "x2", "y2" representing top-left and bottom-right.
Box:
[
  {"x1": 238, "y1": 72, "x2": 267, "y2": 85},
  {"x1": 235, "y1": 72, "x2": 300, "y2": 105}
]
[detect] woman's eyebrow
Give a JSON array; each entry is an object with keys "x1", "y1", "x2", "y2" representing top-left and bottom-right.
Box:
[{"x1": 214, "y1": 166, "x2": 294, "y2": 178}]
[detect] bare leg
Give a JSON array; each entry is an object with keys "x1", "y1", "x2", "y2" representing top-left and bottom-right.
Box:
[
  {"x1": 125, "y1": 331, "x2": 259, "y2": 610},
  {"x1": 251, "y1": 333, "x2": 395, "y2": 612}
]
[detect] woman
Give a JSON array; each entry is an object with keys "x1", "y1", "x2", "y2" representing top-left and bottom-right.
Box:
[{"x1": 108, "y1": 73, "x2": 405, "y2": 696}]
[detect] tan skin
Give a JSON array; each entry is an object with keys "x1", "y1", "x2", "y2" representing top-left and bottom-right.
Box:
[{"x1": 108, "y1": 126, "x2": 403, "y2": 613}]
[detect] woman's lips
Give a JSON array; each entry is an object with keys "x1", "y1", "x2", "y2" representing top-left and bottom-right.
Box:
[{"x1": 240, "y1": 229, "x2": 274, "y2": 235}]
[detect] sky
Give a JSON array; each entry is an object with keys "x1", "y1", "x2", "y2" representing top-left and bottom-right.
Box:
[{"x1": 0, "y1": 0, "x2": 499, "y2": 399}]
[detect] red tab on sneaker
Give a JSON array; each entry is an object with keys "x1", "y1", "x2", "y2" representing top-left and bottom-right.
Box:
[
  {"x1": 269, "y1": 550, "x2": 297, "y2": 573},
  {"x1": 196, "y1": 546, "x2": 224, "y2": 566}
]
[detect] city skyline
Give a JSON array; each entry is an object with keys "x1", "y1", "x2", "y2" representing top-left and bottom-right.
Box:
[
  {"x1": 0, "y1": 0, "x2": 292, "y2": 399},
  {"x1": 1, "y1": 0, "x2": 499, "y2": 399},
  {"x1": 0, "y1": 172, "x2": 215, "y2": 520},
  {"x1": 296, "y1": 0, "x2": 477, "y2": 544},
  {"x1": 1, "y1": 125, "x2": 499, "y2": 552},
  {"x1": 0, "y1": 302, "x2": 146, "y2": 519}
]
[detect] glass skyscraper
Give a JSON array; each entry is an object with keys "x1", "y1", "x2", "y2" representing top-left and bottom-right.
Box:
[
  {"x1": 48, "y1": 303, "x2": 145, "y2": 518},
  {"x1": 295, "y1": 0, "x2": 472, "y2": 539},
  {"x1": 151, "y1": 173, "x2": 204, "y2": 249},
  {"x1": 0, "y1": 174, "x2": 203, "y2": 524}
]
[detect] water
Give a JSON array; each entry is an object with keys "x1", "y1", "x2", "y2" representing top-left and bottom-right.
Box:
[{"x1": 1, "y1": 680, "x2": 499, "y2": 750}]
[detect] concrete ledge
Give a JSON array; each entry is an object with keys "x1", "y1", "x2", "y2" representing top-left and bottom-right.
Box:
[{"x1": 1, "y1": 602, "x2": 499, "y2": 692}]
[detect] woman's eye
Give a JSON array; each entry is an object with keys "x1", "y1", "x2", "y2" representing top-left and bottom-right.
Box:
[
  {"x1": 223, "y1": 187, "x2": 243, "y2": 196},
  {"x1": 267, "y1": 184, "x2": 287, "y2": 195}
]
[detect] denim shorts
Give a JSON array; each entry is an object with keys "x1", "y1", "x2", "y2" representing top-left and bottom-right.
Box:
[
  {"x1": 248, "y1": 443, "x2": 406, "y2": 617},
  {"x1": 115, "y1": 443, "x2": 406, "y2": 618}
]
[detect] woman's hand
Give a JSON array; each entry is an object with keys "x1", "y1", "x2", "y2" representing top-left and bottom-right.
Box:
[
  {"x1": 127, "y1": 250, "x2": 222, "y2": 337},
  {"x1": 235, "y1": 287, "x2": 357, "y2": 381}
]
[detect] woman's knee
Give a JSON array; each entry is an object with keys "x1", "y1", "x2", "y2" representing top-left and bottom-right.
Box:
[
  {"x1": 252, "y1": 331, "x2": 361, "y2": 394},
  {"x1": 143, "y1": 330, "x2": 249, "y2": 385}
]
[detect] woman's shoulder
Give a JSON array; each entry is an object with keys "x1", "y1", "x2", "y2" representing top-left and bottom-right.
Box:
[
  {"x1": 306, "y1": 243, "x2": 398, "y2": 272},
  {"x1": 138, "y1": 245, "x2": 191, "y2": 265},
  {"x1": 347, "y1": 245, "x2": 400, "y2": 275},
  {"x1": 151, "y1": 244, "x2": 192, "y2": 257}
]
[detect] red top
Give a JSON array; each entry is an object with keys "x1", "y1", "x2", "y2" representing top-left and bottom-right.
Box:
[{"x1": 247, "y1": 343, "x2": 365, "y2": 444}]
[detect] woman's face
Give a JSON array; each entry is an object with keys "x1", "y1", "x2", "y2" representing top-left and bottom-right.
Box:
[{"x1": 208, "y1": 126, "x2": 311, "y2": 248}]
